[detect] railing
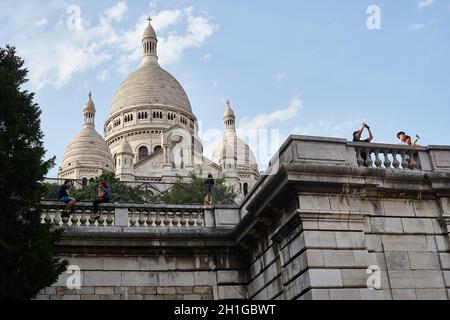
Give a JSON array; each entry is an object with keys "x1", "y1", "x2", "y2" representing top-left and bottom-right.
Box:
[
  {"x1": 348, "y1": 142, "x2": 426, "y2": 170},
  {"x1": 39, "y1": 202, "x2": 205, "y2": 228}
]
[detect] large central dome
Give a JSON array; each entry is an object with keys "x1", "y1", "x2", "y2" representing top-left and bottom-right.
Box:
[
  {"x1": 108, "y1": 18, "x2": 194, "y2": 120},
  {"x1": 110, "y1": 62, "x2": 192, "y2": 115}
]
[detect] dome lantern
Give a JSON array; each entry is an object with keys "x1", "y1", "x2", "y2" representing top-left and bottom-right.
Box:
[
  {"x1": 83, "y1": 92, "x2": 96, "y2": 127},
  {"x1": 224, "y1": 100, "x2": 236, "y2": 134},
  {"x1": 142, "y1": 17, "x2": 158, "y2": 64}
]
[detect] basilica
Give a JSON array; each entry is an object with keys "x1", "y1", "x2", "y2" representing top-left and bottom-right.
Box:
[{"x1": 58, "y1": 19, "x2": 260, "y2": 200}]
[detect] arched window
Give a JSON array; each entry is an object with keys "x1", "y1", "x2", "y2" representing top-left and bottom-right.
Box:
[
  {"x1": 89, "y1": 178, "x2": 95, "y2": 184},
  {"x1": 243, "y1": 183, "x2": 249, "y2": 196},
  {"x1": 154, "y1": 145, "x2": 162, "y2": 153},
  {"x1": 82, "y1": 177, "x2": 88, "y2": 187},
  {"x1": 139, "y1": 146, "x2": 149, "y2": 161}
]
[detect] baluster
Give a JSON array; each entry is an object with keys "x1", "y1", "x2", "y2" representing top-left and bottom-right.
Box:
[
  {"x1": 364, "y1": 148, "x2": 373, "y2": 167},
  {"x1": 129, "y1": 209, "x2": 137, "y2": 227},
  {"x1": 106, "y1": 209, "x2": 114, "y2": 227},
  {"x1": 138, "y1": 209, "x2": 146, "y2": 227},
  {"x1": 383, "y1": 151, "x2": 392, "y2": 169},
  {"x1": 71, "y1": 209, "x2": 79, "y2": 226},
  {"x1": 172, "y1": 211, "x2": 181, "y2": 227},
  {"x1": 400, "y1": 151, "x2": 408, "y2": 169},
  {"x1": 409, "y1": 151, "x2": 418, "y2": 170},
  {"x1": 80, "y1": 209, "x2": 87, "y2": 226},
  {"x1": 53, "y1": 210, "x2": 61, "y2": 226},
  {"x1": 163, "y1": 210, "x2": 171, "y2": 227},
  {"x1": 44, "y1": 209, "x2": 52, "y2": 225},
  {"x1": 61, "y1": 213, "x2": 70, "y2": 226},
  {"x1": 180, "y1": 212, "x2": 187, "y2": 227},
  {"x1": 374, "y1": 149, "x2": 382, "y2": 168},
  {"x1": 89, "y1": 212, "x2": 96, "y2": 226},
  {"x1": 147, "y1": 211, "x2": 155, "y2": 227},
  {"x1": 155, "y1": 211, "x2": 162, "y2": 227},
  {"x1": 392, "y1": 152, "x2": 400, "y2": 169},
  {"x1": 356, "y1": 148, "x2": 364, "y2": 167},
  {"x1": 191, "y1": 212, "x2": 198, "y2": 227},
  {"x1": 98, "y1": 210, "x2": 105, "y2": 227},
  {"x1": 188, "y1": 211, "x2": 195, "y2": 227},
  {"x1": 197, "y1": 212, "x2": 204, "y2": 227}
]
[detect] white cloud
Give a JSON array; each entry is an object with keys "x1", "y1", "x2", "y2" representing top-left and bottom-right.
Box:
[
  {"x1": 239, "y1": 97, "x2": 303, "y2": 131},
  {"x1": 34, "y1": 18, "x2": 48, "y2": 28},
  {"x1": 418, "y1": 0, "x2": 434, "y2": 10},
  {"x1": 409, "y1": 23, "x2": 425, "y2": 30},
  {"x1": 97, "y1": 70, "x2": 110, "y2": 82},
  {"x1": 5, "y1": 2, "x2": 217, "y2": 91},
  {"x1": 275, "y1": 73, "x2": 288, "y2": 82},
  {"x1": 203, "y1": 53, "x2": 212, "y2": 61},
  {"x1": 293, "y1": 119, "x2": 364, "y2": 139}
]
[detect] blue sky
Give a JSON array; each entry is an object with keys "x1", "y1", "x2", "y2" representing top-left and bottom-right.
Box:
[{"x1": 1, "y1": 0, "x2": 449, "y2": 177}]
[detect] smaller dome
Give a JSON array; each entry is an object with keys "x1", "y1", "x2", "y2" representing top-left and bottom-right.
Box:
[
  {"x1": 211, "y1": 135, "x2": 258, "y2": 169},
  {"x1": 61, "y1": 126, "x2": 114, "y2": 170},
  {"x1": 117, "y1": 139, "x2": 133, "y2": 155}
]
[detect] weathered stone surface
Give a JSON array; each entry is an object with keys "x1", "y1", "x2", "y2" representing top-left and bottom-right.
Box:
[
  {"x1": 401, "y1": 218, "x2": 435, "y2": 234},
  {"x1": 383, "y1": 200, "x2": 415, "y2": 217},
  {"x1": 217, "y1": 270, "x2": 246, "y2": 284},
  {"x1": 193, "y1": 271, "x2": 217, "y2": 286},
  {"x1": 103, "y1": 257, "x2": 139, "y2": 271},
  {"x1": 408, "y1": 252, "x2": 441, "y2": 270},
  {"x1": 388, "y1": 270, "x2": 445, "y2": 289},
  {"x1": 381, "y1": 235, "x2": 431, "y2": 252},
  {"x1": 370, "y1": 217, "x2": 403, "y2": 234},
  {"x1": 121, "y1": 272, "x2": 158, "y2": 286},
  {"x1": 392, "y1": 289, "x2": 416, "y2": 300},
  {"x1": 309, "y1": 269, "x2": 343, "y2": 288},
  {"x1": 159, "y1": 272, "x2": 195, "y2": 286},
  {"x1": 385, "y1": 252, "x2": 410, "y2": 270},
  {"x1": 299, "y1": 195, "x2": 331, "y2": 211},
  {"x1": 329, "y1": 289, "x2": 361, "y2": 300},
  {"x1": 413, "y1": 201, "x2": 440, "y2": 217},
  {"x1": 95, "y1": 287, "x2": 114, "y2": 295},
  {"x1": 335, "y1": 231, "x2": 366, "y2": 248},
  {"x1": 217, "y1": 286, "x2": 246, "y2": 300},
  {"x1": 415, "y1": 289, "x2": 448, "y2": 300},
  {"x1": 84, "y1": 271, "x2": 122, "y2": 287}
]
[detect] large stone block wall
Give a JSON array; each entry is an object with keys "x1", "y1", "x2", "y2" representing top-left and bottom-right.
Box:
[
  {"x1": 244, "y1": 193, "x2": 450, "y2": 300},
  {"x1": 36, "y1": 254, "x2": 248, "y2": 300}
]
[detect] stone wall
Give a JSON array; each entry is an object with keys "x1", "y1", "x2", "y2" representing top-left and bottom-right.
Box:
[
  {"x1": 35, "y1": 254, "x2": 247, "y2": 300},
  {"x1": 39, "y1": 135, "x2": 450, "y2": 300}
]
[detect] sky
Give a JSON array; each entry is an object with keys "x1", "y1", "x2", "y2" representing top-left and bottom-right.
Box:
[{"x1": 1, "y1": 0, "x2": 449, "y2": 177}]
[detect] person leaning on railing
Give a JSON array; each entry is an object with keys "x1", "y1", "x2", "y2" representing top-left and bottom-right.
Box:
[{"x1": 90, "y1": 180, "x2": 111, "y2": 220}]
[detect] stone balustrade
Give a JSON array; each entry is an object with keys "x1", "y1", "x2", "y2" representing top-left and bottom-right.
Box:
[
  {"x1": 39, "y1": 202, "x2": 209, "y2": 228},
  {"x1": 347, "y1": 142, "x2": 426, "y2": 170}
]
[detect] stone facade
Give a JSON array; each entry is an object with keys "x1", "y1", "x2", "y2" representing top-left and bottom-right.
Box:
[{"x1": 44, "y1": 135, "x2": 450, "y2": 300}]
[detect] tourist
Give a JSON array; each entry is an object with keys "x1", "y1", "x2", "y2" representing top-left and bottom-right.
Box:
[
  {"x1": 58, "y1": 180, "x2": 76, "y2": 219},
  {"x1": 404, "y1": 135, "x2": 412, "y2": 146},
  {"x1": 90, "y1": 181, "x2": 111, "y2": 220},
  {"x1": 353, "y1": 123, "x2": 373, "y2": 143},
  {"x1": 397, "y1": 131, "x2": 407, "y2": 144},
  {"x1": 353, "y1": 123, "x2": 373, "y2": 166},
  {"x1": 204, "y1": 174, "x2": 215, "y2": 205}
]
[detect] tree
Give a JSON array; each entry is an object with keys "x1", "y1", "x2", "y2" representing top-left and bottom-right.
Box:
[
  {"x1": 0, "y1": 46, "x2": 68, "y2": 300},
  {"x1": 157, "y1": 173, "x2": 237, "y2": 205},
  {"x1": 71, "y1": 172, "x2": 151, "y2": 203}
]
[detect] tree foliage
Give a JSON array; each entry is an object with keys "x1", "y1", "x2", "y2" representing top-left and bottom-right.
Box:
[{"x1": 0, "y1": 46, "x2": 68, "y2": 300}]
